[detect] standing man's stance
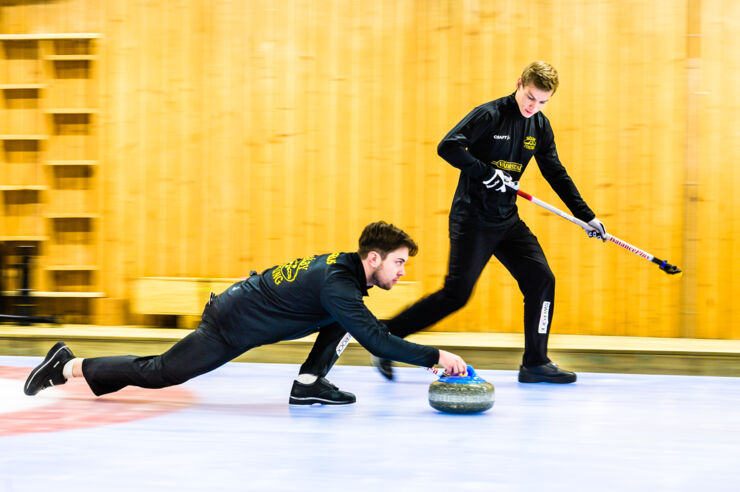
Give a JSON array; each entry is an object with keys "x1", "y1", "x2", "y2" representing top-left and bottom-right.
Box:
[
  {"x1": 24, "y1": 221, "x2": 467, "y2": 404},
  {"x1": 374, "y1": 61, "x2": 606, "y2": 383}
]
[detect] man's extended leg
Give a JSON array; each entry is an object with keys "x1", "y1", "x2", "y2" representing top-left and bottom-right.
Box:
[
  {"x1": 290, "y1": 322, "x2": 356, "y2": 405},
  {"x1": 82, "y1": 318, "x2": 244, "y2": 396},
  {"x1": 493, "y1": 220, "x2": 576, "y2": 383}
]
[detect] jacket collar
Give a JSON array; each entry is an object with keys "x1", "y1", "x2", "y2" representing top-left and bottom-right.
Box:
[{"x1": 348, "y1": 252, "x2": 370, "y2": 297}]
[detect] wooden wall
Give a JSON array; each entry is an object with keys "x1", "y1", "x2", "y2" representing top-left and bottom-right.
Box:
[
  {"x1": 1, "y1": 0, "x2": 738, "y2": 338},
  {"x1": 695, "y1": 0, "x2": 740, "y2": 338}
]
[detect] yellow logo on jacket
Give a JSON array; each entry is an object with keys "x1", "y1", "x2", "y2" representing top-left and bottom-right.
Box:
[
  {"x1": 326, "y1": 253, "x2": 339, "y2": 264},
  {"x1": 492, "y1": 160, "x2": 522, "y2": 172},
  {"x1": 272, "y1": 256, "x2": 316, "y2": 285},
  {"x1": 523, "y1": 136, "x2": 536, "y2": 150}
]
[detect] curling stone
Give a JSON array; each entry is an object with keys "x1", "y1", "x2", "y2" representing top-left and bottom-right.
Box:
[{"x1": 428, "y1": 365, "x2": 494, "y2": 414}]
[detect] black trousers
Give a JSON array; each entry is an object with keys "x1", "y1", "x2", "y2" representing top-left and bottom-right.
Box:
[
  {"x1": 386, "y1": 219, "x2": 555, "y2": 367},
  {"x1": 82, "y1": 308, "x2": 344, "y2": 397}
]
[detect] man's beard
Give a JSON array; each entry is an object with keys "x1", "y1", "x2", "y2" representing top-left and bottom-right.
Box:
[{"x1": 370, "y1": 269, "x2": 393, "y2": 290}]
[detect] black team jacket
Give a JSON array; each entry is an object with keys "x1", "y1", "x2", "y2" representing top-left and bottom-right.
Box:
[
  {"x1": 209, "y1": 252, "x2": 439, "y2": 368},
  {"x1": 439, "y1": 92, "x2": 595, "y2": 228}
]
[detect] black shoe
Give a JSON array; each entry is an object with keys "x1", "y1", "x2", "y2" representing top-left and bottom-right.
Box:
[
  {"x1": 518, "y1": 362, "x2": 576, "y2": 384},
  {"x1": 289, "y1": 377, "x2": 356, "y2": 405},
  {"x1": 370, "y1": 355, "x2": 394, "y2": 381},
  {"x1": 24, "y1": 342, "x2": 75, "y2": 396}
]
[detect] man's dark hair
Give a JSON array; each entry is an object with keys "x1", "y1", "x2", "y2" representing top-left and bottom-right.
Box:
[{"x1": 358, "y1": 221, "x2": 418, "y2": 259}]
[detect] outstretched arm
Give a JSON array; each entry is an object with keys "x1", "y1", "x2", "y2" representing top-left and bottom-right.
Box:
[
  {"x1": 320, "y1": 273, "x2": 467, "y2": 372},
  {"x1": 534, "y1": 119, "x2": 606, "y2": 240}
]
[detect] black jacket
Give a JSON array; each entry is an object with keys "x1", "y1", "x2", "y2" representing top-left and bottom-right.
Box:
[
  {"x1": 210, "y1": 252, "x2": 439, "y2": 368},
  {"x1": 438, "y1": 92, "x2": 595, "y2": 227}
]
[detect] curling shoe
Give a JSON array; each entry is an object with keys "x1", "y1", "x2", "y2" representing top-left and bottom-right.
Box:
[
  {"x1": 24, "y1": 342, "x2": 75, "y2": 396},
  {"x1": 370, "y1": 355, "x2": 394, "y2": 381},
  {"x1": 518, "y1": 362, "x2": 576, "y2": 384},
  {"x1": 289, "y1": 377, "x2": 356, "y2": 405}
]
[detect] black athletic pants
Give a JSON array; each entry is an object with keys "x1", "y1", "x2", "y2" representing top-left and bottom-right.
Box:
[
  {"x1": 82, "y1": 307, "x2": 343, "y2": 397},
  {"x1": 385, "y1": 219, "x2": 555, "y2": 367}
]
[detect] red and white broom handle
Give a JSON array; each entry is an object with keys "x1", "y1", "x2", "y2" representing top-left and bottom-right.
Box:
[{"x1": 504, "y1": 178, "x2": 681, "y2": 275}]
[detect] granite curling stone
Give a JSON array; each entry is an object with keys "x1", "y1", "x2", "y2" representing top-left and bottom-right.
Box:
[{"x1": 428, "y1": 365, "x2": 494, "y2": 414}]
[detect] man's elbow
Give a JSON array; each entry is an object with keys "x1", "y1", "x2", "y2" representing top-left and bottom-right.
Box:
[{"x1": 437, "y1": 140, "x2": 455, "y2": 159}]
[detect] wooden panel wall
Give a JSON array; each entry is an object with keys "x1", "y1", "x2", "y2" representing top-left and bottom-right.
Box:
[
  {"x1": 695, "y1": 0, "x2": 740, "y2": 338},
  {"x1": 1, "y1": 0, "x2": 737, "y2": 338}
]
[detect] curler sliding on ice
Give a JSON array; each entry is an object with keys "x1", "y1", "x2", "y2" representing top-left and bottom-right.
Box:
[
  {"x1": 499, "y1": 174, "x2": 682, "y2": 275},
  {"x1": 23, "y1": 221, "x2": 469, "y2": 408}
]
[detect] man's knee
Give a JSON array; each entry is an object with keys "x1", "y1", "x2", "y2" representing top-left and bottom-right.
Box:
[
  {"x1": 524, "y1": 267, "x2": 555, "y2": 297},
  {"x1": 542, "y1": 268, "x2": 555, "y2": 288},
  {"x1": 440, "y1": 284, "x2": 473, "y2": 311}
]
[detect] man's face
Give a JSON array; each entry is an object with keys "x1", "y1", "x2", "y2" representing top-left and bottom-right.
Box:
[
  {"x1": 514, "y1": 79, "x2": 553, "y2": 118},
  {"x1": 370, "y1": 247, "x2": 409, "y2": 291}
]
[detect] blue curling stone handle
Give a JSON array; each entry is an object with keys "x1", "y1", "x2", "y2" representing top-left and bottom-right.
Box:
[{"x1": 437, "y1": 365, "x2": 486, "y2": 384}]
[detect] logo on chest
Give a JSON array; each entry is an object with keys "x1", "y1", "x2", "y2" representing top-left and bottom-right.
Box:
[
  {"x1": 523, "y1": 136, "x2": 536, "y2": 150},
  {"x1": 492, "y1": 160, "x2": 522, "y2": 172}
]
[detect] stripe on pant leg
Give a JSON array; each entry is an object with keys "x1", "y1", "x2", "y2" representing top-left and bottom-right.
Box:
[
  {"x1": 335, "y1": 332, "x2": 352, "y2": 356},
  {"x1": 538, "y1": 301, "x2": 551, "y2": 334}
]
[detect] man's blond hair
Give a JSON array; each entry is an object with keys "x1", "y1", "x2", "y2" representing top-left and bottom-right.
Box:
[{"x1": 521, "y1": 61, "x2": 559, "y2": 94}]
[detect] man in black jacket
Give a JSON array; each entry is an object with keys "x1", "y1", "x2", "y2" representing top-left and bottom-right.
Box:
[
  {"x1": 24, "y1": 221, "x2": 467, "y2": 405},
  {"x1": 373, "y1": 61, "x2": 606, "y2": 384}
]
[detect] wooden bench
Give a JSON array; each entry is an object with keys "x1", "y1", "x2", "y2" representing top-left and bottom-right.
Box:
[{"x1": 131, "y1": 277, "x2": 423, "y2": 321}]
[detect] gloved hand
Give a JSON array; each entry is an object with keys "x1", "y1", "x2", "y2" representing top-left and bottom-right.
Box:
[
  {"x1": 583, "y1": 218, "x2": 607, "y2": 242},
  {"x1": 483, "y1": 169, "x2": 515, "y2": 192}
]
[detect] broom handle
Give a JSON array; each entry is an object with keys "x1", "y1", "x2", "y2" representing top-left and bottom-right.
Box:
[{"x1": 504, "y1": 178, "x2": 680, "y2": 274}]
